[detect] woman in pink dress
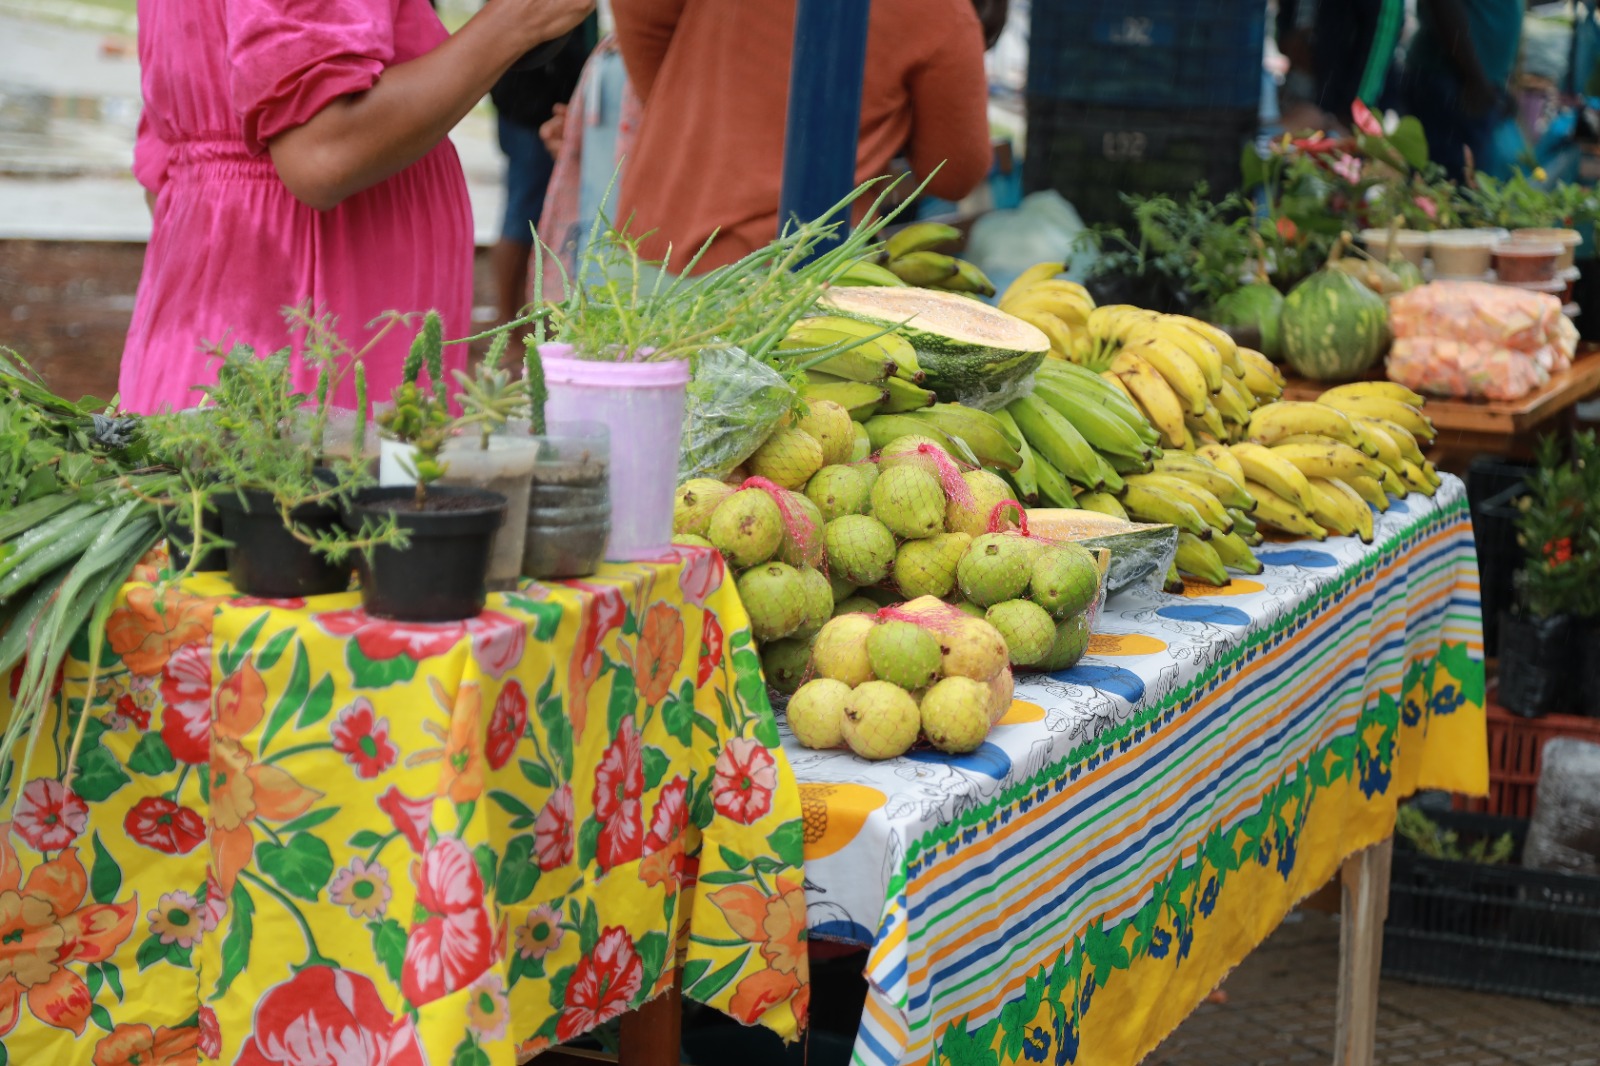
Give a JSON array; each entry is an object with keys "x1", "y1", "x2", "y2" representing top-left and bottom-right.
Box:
[{"x1": 122, "y1": 0, "x2": 592, "y2": 414}]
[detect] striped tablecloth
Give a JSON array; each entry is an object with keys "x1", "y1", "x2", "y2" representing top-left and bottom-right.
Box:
[{"x1": 786, "y1": 474, "x2": 1487, "y2": 1066}]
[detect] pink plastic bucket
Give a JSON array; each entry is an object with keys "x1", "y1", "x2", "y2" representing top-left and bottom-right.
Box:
[{"x1": 541, "y1": 348, "x2": 689, "y2": 561}]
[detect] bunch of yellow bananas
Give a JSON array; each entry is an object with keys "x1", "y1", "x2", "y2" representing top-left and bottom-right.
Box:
[
  {"x1": 780, "y1": 315, "x2": 939, "y2": 419},
  {"x1": 1228, "y1": 383, "x2": 1441, "y2": 543},
  {"x1": 832, "y1": 221, "x2": 997, "y2": 296}
]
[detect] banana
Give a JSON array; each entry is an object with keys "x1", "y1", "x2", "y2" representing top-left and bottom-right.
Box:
[
  {"x1": 1121, "y1": 484, "x2": 1211, "y2": 539},
  {"x1": 1316, "y1": 393, "x2": 1436, "y2": 443},
  {"x1": 1090, "y1": 450, "x2": 1126, "y2": 495},
  {"x1": 1235, "y1": 356, "x2": 1284, "y2": 401},
  {"x1": 1032, "y1": 378, "x2": 1154, "y2": 462},
  {"x1": 1349, "y1": 416, "x2": 1404, "y2": 474},
  {"x1": 1246, "y1": 480, "x2": 1328, "y2": 540},
  {"x1": 1032, "y1": 452, "x2": 1080, "y2": 508},
  {"x1": 1421, "y1": 460, "x2": 1442, "y2": 489},
  {"x1": 1229, "y1": 442, "x2": 1315, "y2": 513},
  {"x1": 1002, "y1": 280, "x2": 1094, "y2": 324},
  {"x1": 1110, "y1": 351, "x2": 1192, "y2": 450},
  {"x1": 881, "y1": 376, "x2": 937, "y2": 412},
  {"x1": 1211, "y1": 530, "x2": 1264, "y2": 575},
  {"x1": 863, "y1": 415, "x2": 958, "y2": 455},
  {"x1": 1318, "y1": 476, "x2": 1375, "y2": 542},
  {"x1": 830, "y1": 259, "x2": 907, "y2": 288},
  {"x1": 998, "y1": 262, "x2": 1067, "y2": 306},
  {"x1": 1036, "y1": 359, "x2": 1160, "y2": 443},
  {"x1": 1374, "y1": 418, "x2": 1425, "y2": 465},
  {"x1": 1343, "y1": 474, "x2": 1391, "y2": 513},
  {"x1": 886, "y1": 250, "x2": 960, "y2": 287},
  {"x1": 1187, "y1": 405, "x2": 1228, "y2": 443},
  {"x1": 910, "y1": 404, "x2": 1023, "y2": 471},
  {"x1": 804, "y1": 381, "x2": 887, "y2": 421},
  {"x1": 934, "y1": 259, "x2": 996, "y2": 297},
  {"x1": 1247, "y1": 401, "x2": 1368, "y2": 452},
  {"x1": 782, "y1": 316, "x2": 924, "y2": 381},
  {"x1": 1152, "y1": 455, "x2": 1255, "y2": 510},
  {"x1": 1100, "y1": 368, "x2": 1140, "y2": 408},
  {"x1": 1399, "y1": 458, "x2": 1437, "y2": 496},
  {"x1": 1087, "y1": 304, "x2": 1156, "y2": 345},
  {"x1": 992, "y1": 409, "x2": 1038, "y2": 503},
  {"x1": 1343, "y1": 418, "x2": 1394, "y2": 465},
  {"x1": 1011, "y1": 309, "x2": 1077, "y2": 359},
  {"x1": 1168, "y1": 316, "x2": 1242, "y2": 375},
  {"x1": 1227, "y1": 507, "x2": 1258, "y2": 538},
  {"x1": 1124, "y1": 474, "x2": 1233, "y2": 533},
  {"x1": 1076, "y1": 492, "x2": 1128, "y2": 519},
  {"x1": 884, "y1": 221, "x2": 961, "y2": 263},
  {"x1": 1176, "y1": 531, "x2": 1231, "y2": 586},
  {"x1": 807, "y1": 350, "x2": 894, "y2": 383},
  {"x1": 1153, "y1": 317, "x2": 1226, "y2": 393},
  {"x1": 1212, "y1": 371, "x2": 1255, "y2": 425},
  {"x1": 1380, "y1": 465, "x2": 1410, "y2": 499},
  {"x1": 1306, "y1": 478, "x2": 1370, "y2": 542},
  {"x1": 1236, "y1": 347, "x2": 1286, "y2": 388},
  {"x1": 1269, "y1": 440, "x2": 1385, "y2": 482},
  {"x1": 1318, "y1": 381, "x2": 1427, "y2": 408},
  {"x1": 1164, "y1": 560, "x2": 1185, "y2": 594},
  {"x1": 1124, "y1": 331, "x2": 1209, "y2": 414},
  {"x1": 1197, "y1": 443, "x2": 1248, "y2": 488},
  {"x1": 1008, "y1": 395, "x2": 1105, "y2": 491}
]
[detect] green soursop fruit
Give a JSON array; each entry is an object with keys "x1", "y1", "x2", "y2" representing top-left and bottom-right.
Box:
[
  {"x1": 737, "y1": 562, "x2": 807, "y2": 642},
  {"x1": 761, "y1": 637, "x2": 814, "y2": 695},
  {"x1": 841, "y1": 681, "x2": 921, "y2": 760},
  {"x1": 984, "y1": 599, "x2": 1056, "y2": 667},
  {"x1": 708, "y1": 488, "x2": 784, "y2": 568},
  {"x1": 806, "y1": 465, "x2": 871, "y2": 523},
  {"x1": 828, "y1": 572, "x2": 858, "y2": 602},
  {"x1": 865, "y1": 620, "x2": 942, "y2": 689},
  {"x1": 823, "y1": 515, "x2": 897, "y2": 586},
  {"x1": 798, "y1": 399, "x2": 856, "y2": 466},
  {"x1": 786, "y1": 678, "x2": 851, "y2": 749},
  {"x1": 878, "y1": 435, "x2": 950, "y2": 478},
  {"x1": 778, "y1": 491, "x2": 826, "y2": 568},
  {"x1": 871, "y1": 465, "x2": 946, "y2": 540},
  {"x1": 957, "y1": 533, "x2": 1034, "y2": 607},
  {"x1": 1037, "y1": 614, "x2": 1091, "y2": 672},
  {"x1": 850, "y1": 423, "x2": 873, "y2": 463},
  {"x1": 749, "y1": 427, "x2": 825, "y2": 490},
  {"x1": 833, "y1": 596, "x2": 881, "y2": 617},
  {"x1": 812, "y1": 613, "x2": 876, "y2": 686},
  {"x1": 919, "y1": 677, "x2": 992, "y2": 754},
  {"x1": 1030, "y1": 543, "x2": 1101, "y2": 618},
  {"x1": 793, "y1": 566, "x2": 834, "y2": 639},
  {"x1": 674, "y1": 478, "x2": 735, "y2": 536},
  {"x1": 946, "y1": 469, "x2": 1015, "y2": 538},
  {"x1": 672, "y1": 534, "x2": 714, "y2": 549},
  {"x1": 892, "y1": 532, "x2": 971, "y2": 599},
  {"x1": 856, "y1": 458, "x2": 880, "y2": 497}
]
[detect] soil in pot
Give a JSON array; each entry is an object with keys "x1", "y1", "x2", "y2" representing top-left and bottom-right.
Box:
[
  {"x1": 347, "y1": 486, "x2": 506, "y2": 622},
  {"x1": 215, "y1": 488, "x2": 351, "y2": 598},
  {"x1": 1498, "y1": 610, "x2": 1572, "y2": 718}
]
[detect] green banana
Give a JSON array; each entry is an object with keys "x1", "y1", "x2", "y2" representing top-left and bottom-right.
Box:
[
  {"x1": 932, "y1": 259, "x2": 996, "y2": 297},
  {"x1": 1164, "y1": 560, "x2": 1186, "y2": 594},
  {"x1": 809, "y1": 350, "x2": 895, "y2": 383},
  {"x1": 1150, "y1": 455, "x2": 1255, "y2": 510},
  {"x1": 993, "y1": 409, "x2": 1039, "y2": 504},
  {"x1": 886, "y1": 251, "x2": 960, "y2": 287},
  {"x1": 885, "y1": 221, "x2": 961, "y2": 263},
  {"x1": 1107, "y1": 450, "x2": 1156, "y2": 476},
  {"x1": 1226, "y1": 507, "x2": 1258, "y2": 538},
  {"x1": 910, "y1": 404, "x2": 1023, "y2": 470},
  {"x1": 1076, "y1": 492, "x2": 1129, "y2": 520},
  {"x1": 1035, "y1": 359, "x2": 1160, "y2": 445},
  {"x1": 1123, "y1": 474, "x2": 1232, "y2": 533},
  {"x1": 1089, "y1": 451, "x2": 1126, "y2": 495},
  {"x1": 1210, "y1": 531, "x2": 1263, "y2": 575},
  {"x1": 1032, "y1": 378, "x2": 1154, "y2": 463},
  {"x1": 831, "y1": 258, "x2": 907, "y2": 287},
  {"x1": 1031, "y1": 453, "x2": 1080, "y2": 508},
  {"x1": 781, "y1": 316, "x2": 924, "y2": 381},
  {"x1": 1121, "y1": 484, "x2": 1210, "y2": 539},
  {"x1": 804, "y1": 380, "x2": 887, "y2": 421},
  {"x1": 881, "y1": 376, "x2": 937, "y2": 413},
  {"x1": 1176, "y1": 531, "x2": 1231, "y2": 586},
  {"x1": 1007, "y1": 395, "x2": 1105, "y2": 491}
]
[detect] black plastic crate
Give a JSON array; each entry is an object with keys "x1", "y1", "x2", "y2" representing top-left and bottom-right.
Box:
[
  {"x1": 1385, "y1": 810, "x2": 1600, "y2": 1005},
  {"x1": 1466, "y1": 458, "x2": 1533, "y2": 657},
  {"x1": 1023, "y1": 100, "x2": 1258, "y2": 225},
  {"x1": 1028, "y1": 0, "x2": 1268, "y2": 111}
]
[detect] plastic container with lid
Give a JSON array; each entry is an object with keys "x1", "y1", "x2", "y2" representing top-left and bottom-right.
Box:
[
  {"x1": 1493, "y1": 240, "x2": 1563, "y2": 283},
  {"x1": 1429, "y1": 229, "x2": 1499, "y2": 277},
  {"x1": 1512, "y1": 228, "x2": 1583, "y2": 271},
  {"x1": 1359, "y1": 228, "x2": 1430, "y2": 268}
]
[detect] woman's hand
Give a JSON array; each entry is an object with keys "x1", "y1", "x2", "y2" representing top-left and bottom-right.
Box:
[
  {"x1": 540, "y1": 103, "x2": 568, "y2": 156},
  {"x1": 494, "y1": 0, "x2": 594, "y2": 54}
]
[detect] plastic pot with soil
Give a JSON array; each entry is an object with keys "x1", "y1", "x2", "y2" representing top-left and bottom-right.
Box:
[
  {"x1": 438, "y1": 434, "x2": 541, "y2": 591},
  {"x1": 522, "y1": 420, "x2": 611, "y2": 580},
  {"x1": 345, "y1": 486, "x2": 507, "y2": 621},
  {"x1": 215, "y1": 485, "x2": 352, "y2": 599},
  {"x1": 162, "y1": 503, "x2": 228, "y2": 573}
]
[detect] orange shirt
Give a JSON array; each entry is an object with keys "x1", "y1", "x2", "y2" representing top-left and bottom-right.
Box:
[{"x1": 613, "y1": 0, "x2": 993, "y2": 271}]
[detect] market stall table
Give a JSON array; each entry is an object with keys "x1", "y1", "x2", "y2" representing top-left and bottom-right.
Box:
[
  {"x1": 0, "y1": 552, "x2": 807, "y2": 1065},
  {"x1": 787, "y1": 476, "x2": 1486, "y2": 1066}
]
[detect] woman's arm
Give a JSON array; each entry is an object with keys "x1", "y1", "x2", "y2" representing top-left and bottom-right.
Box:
[{"x1": 268, "y1": 0, "x2": 593, "y2": 210}]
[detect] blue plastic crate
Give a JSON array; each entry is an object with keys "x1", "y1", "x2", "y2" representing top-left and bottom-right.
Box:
[{"x1": 1028, "y1": 0, "x2": 1268, "y2": 111}]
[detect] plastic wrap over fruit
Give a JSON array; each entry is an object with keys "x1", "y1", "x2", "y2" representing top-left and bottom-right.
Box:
[
  {"x1": 1385, "y1": 281, "x2": 1577, "y2": 400},
  {"x1": 679, "y1": 345, "x2": 796, "y2": 481},
  {"x1": 1522, "y1": 738, "x2": 1600, "y2": 877}
]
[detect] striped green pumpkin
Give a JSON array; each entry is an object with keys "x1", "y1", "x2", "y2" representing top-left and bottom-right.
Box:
[{"x1": 1281, "y1": 265, "x2": 1389, "y2": 382}]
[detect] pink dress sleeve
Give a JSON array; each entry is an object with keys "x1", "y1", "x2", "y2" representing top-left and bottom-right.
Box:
[
  {"x1": 133, "y1": 111, "x2": 171, "y2": 193},
  {"x1": 224, "y1": 0, "x2": 396, "y2": 154}
]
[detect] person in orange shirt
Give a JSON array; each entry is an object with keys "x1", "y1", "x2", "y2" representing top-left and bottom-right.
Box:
[{"x1": 612, "y1": 0, "x2": 999, "y2": 272}]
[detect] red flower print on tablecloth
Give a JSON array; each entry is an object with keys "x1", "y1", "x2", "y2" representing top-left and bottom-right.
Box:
[
  {"x1": 640, "y1": 777, "x2": 689, "y2": 889},
  {"x1": 6, "y1": 661, "x2": 64, "y2": 702},
  {"x1": 378, "y1": 786, "x2": 433, "y2": 854},
  {"x1": 123, "y1": 797, "x2": 206, "y2": 856},
  {"x1": 535, "y1": 784, "x2": 574, "y2": 871},
  {"x1": 330, "y1": 857, "x2": 391, "y2": 920},
  {"x1": 514, "y1": 904, "x2": 565, "y2": 961},
  {"x1": 674, "y1": 545, "x2": 724, "y2": 608},
  {"x1": 90, "y1": 1022, "x2": 197, "y2": 1066},
  {"x1": 0, "y1": 824, "x2": 138, "y2": 1038},
  {"x1": 406, "y1": 678, "x2": 485, "y2": 804},
  {"x1": 593, "y1": 719, "x2": 644, "y2": 871},
  {"x1": 107, "y1": 692, "x2": 150, "y2": 732},
  {"x1": 402, "y1": 836, "x2": 495, "y2": 1006},
  {"x1": 563, "y1": 582, "x2": 627, "y2": 741},
  {"x1": 105, "y1": 586, "x2": 224, "y2": 676},
  {"x1": 698, "y1": 613, "x2": 724, "y2": 687},
  {"x1": 199, "y1": 872, "x2": 226, "y2": 932},
  {"x1": 13, "y1": 779, "x2": 88, "y2": 852},
  {"x1": 486, "y1": 681, "x2": 528, "y2": 771},
  {"x1": 708, "y1": 877, "x2": 809, "y2": 1025},
  {"x1": 145, "y1": 890, "x2": 203, "y2": 950},
  {"x1": 158, "y1": 639, "x2": 212, "y2": 764},
  {"x1": 712, "y1": 737, "x2": 777, "y2": 825},
  {"x1": 622, "y1": 602, "x2": 684, "y2": 708},
  {"x1": 329, "y1": 698, "x2": 398, "y2": 779},
  {"x1": 312, "y1": 607, "x2": 526, "y2": 678},
  {"x1": 466, "y1": 971, "x2": 510, "y2": 1042},
  {"x1": 209, "y1": 660, "x2": 324, "y2": 894},
  {"x1": 236, "y1": 965, "x2": 424, "y2": 1066},
  {"x1": 197, "y1": 1005, "x2": 220, "y2": 1059},
  {"x1": 557, "y1": 926, "x2": 644, "y2": 1042}
]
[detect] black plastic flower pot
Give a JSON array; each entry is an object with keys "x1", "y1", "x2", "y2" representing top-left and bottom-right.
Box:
[
  {"x1": 1573, "y1": 624, "x2": 1600, "y2": 719},
  {"x1": 215, "y1": 488, "x2": 352, "y2": 599},
  {"x1": 1497, "y1": 610, "x2": 1572, "y2": 719},
  {"x1": 345, "y1": 486, "x2": 507, "y2": 622},
  {"x1": 162, "y1": 505, "x2": 227, "y2": 573}
]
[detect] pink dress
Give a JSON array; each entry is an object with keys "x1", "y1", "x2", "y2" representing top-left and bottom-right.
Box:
[{"x1": 122, "y1": 0, "x2": 473, "y2": 414}]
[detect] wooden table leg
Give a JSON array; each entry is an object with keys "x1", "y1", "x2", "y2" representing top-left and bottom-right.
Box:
[
  {"x1": 1333, "y1": 836, "x2": 1393, "y2": 1066},
  {"x1": 618, "y1": 980, "x2": 681, "y2": 1066}
]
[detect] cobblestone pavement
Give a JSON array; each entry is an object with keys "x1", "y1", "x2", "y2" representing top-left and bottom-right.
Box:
[{"x1": 1149, "y1": 911, "x2": 1600, "y2": 1066}]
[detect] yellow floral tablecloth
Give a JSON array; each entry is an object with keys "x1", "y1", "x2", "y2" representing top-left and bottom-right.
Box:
[{"x1": 0, "y1": 546, "x2": 806, "y2": 1065}]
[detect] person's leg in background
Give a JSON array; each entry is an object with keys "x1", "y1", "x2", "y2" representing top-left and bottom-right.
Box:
[{"x1": 493, "y1": 112, "x2": 558, "y2": 325}]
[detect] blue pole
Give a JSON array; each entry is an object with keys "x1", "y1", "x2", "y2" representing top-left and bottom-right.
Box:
[{"x1": 778, "y1": 0, "x2": 873, "y2": 259}]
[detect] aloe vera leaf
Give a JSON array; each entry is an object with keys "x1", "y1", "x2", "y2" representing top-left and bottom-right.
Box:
[
  {"x1": 0, "y1": 492, "x2": 80, "y2": 543},
  {"x1": 0, "y1": 564, "x2": 69, "y2": 679},
  {"x1": 0, "y1": 517, "x2": 109, "y2": 603}
]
